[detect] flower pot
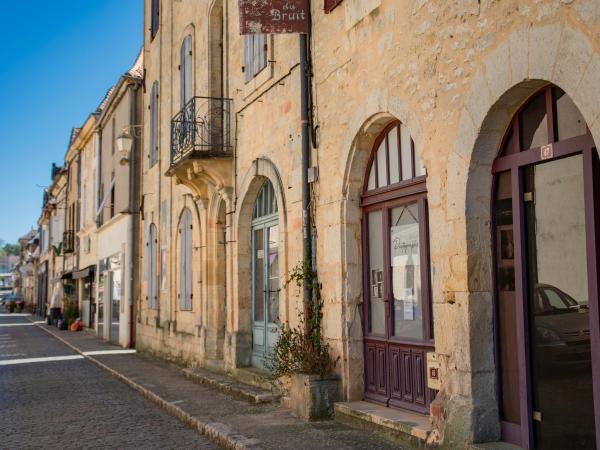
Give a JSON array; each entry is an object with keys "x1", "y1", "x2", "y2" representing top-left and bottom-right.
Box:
[{"x1": 281, "y1": 374, "x2": 341, "y2": 421}]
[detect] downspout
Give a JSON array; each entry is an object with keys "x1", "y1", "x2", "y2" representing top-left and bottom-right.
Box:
[
  {"x1": 128, "y1": 81, "x2": 141, "y2": 348},
  {"x1": 300, "y1": 7, "x2": 313, "y2": 331}
]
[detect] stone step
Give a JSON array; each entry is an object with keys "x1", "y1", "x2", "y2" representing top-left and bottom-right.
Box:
[
  {"x1": 182, "y1": 367, "x2": 280, "y2": 404},
  {"x1": 334, "y1": 401, "x2": 431, "y2": 448},
  {"x1": 228, "y1": 366, "x2": 277, "y2": 392}
]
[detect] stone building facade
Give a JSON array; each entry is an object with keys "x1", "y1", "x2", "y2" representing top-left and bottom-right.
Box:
[{"x1": 132, "y1": 1, "x2": 600, "y2": 448}]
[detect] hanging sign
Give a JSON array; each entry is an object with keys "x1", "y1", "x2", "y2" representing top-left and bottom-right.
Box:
[{"x1": 239, "y1": 0, "x2": 309, "y2": 34}]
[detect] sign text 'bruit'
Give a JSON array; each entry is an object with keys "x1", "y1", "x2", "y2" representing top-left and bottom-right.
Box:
[{"x1": 239, "y1": 0, "x2": 309, "y2": 35}]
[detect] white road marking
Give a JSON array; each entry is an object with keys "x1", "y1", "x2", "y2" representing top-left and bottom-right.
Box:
[
  {"x1": 82, "y1": 349, "x2": 137, "y2": 356},
  {"x1": 0, "y1": 355, "x2": 84, "y2": 366},
  {"x1": 33, "y1": 321, "x2": 47, "y2": 324},
  {"x1": 0, "y1": 323, "x2": 35, "y2": 327},
  {"x1": 0, "y1": 314, "x2": 31, "y2": 317}
]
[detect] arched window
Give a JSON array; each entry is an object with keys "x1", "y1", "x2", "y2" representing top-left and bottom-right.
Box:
[
  {"x1": 362, "y1": 120, "x2": 435, "y2": 413},
  {"x1": 147, "y1": 223, "x2": 158, "y2": 309},
  {"x1": 180, "y1": 35, "x2": 193, "y2": 107},
  {"x1": 149, "y1": 81, "x2": 159, "y2": 167},
  {"x1": 365, "y1": 121, "x2": 426, "y2": 192},
  {"x1": 178, "y1": 208, "x2": 193, "y2": 311}
]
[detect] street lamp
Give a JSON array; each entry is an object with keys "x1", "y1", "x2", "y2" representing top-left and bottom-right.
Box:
[{"x1": 116, "y1": 130, "x2": 133, "y2": 166}]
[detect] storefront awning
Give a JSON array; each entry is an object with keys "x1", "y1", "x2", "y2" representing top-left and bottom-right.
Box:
[
  {"x1": 61, "y1": 272, "x2": 73, "y2": 280},
  {"x1": 72, "y1": 265, "x2": 96, "y2": 280}
]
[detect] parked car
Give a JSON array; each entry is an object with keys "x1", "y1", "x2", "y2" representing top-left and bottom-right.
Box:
[
  {"x1": 0, "y1": 290, "x2": 13, "y2": 305},
  {"x1": 533, "y1": 283, "x2": 591, "y2": 371}
]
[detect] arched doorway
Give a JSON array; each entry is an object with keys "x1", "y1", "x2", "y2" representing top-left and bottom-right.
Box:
[
  {"x1": 362, "y1": 120, "x2": 435, "y2": 413},
  {"x1": 251, "y1": 180, "x2": 280, "y2": 368},
  {"x1": 493, "y1": 85, "x2": 600, "y2": 449}
]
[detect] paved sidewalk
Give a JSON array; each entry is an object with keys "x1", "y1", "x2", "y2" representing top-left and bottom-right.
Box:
[{"x1": 35, "y1": 322, "x2": 402, "y2": 450}]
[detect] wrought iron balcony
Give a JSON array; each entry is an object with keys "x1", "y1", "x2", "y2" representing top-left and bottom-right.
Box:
[
  {"x1": 63, "y1": 230, "x2": 75, "y2": 254},
  {"x1": 170, "y1": 96, "x2": 232, "y2": 166}
]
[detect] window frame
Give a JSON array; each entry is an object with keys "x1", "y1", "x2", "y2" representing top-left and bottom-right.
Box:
[
  {"x1": 243, "y1": 34, "x2": 267, "y2": 83},
  {"x1": 149, "y1": 81, "x2": 159, "y2": 167},
  {"x1": 150, "y1": 0, "x2": 160, "y2": 40},
  {"x1": 178, "y1": 208, "x2": 193, "y2": 311}
]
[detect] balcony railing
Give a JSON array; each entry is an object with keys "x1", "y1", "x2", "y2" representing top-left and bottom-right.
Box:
[
  {"x1": 170, "y1": 96, "x2": 232, "y2": 166},
  {"x1": 63, "y1": 230, "x2": 75, "y2": 254}
]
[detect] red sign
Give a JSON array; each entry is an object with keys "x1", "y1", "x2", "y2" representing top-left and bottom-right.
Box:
[{"x1": 239, "y1": 0, "x2": 309, "y2": 34}]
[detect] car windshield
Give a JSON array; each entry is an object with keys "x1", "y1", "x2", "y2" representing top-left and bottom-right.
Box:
[{"x1": 534, "y1": 286, "x2": 580, "y2": 315}]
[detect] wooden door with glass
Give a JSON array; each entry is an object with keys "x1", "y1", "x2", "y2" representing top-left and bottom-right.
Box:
[
  {"x1": 362, "y1": 121, "x2": 436, "y2": 413},
  {"x1": 251, "y1": 180, "x2": 280, "y2": 368}
]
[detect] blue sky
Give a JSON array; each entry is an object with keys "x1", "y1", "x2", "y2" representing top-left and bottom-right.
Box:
[{"x1": 0, "y1": 1, "x2": 142, "y2": 244}]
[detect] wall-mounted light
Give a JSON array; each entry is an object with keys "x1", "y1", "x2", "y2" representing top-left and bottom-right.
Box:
[{"x1": 116, "y1": 125, "x2": 143, "y2": 166}]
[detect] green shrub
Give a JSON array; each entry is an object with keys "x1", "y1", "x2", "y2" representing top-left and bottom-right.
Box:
[
  {"x1": 266, "y1": 261, "x2": 338, "y2": 380},
  {"x1": 63, "y1": 303, "x2": 79, "y2": 327}
]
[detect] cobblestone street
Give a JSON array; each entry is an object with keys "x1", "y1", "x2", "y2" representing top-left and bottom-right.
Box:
[{"x1": 0, "y1": 308, "x2": 217, "y2": 450}]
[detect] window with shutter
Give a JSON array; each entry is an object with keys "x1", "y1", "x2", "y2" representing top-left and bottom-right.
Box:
[
  {"x1": 243, "y1": 34, "x2": 267, "y2": 82},
  {"x1": 179, "y1": 209, "x2": 193, "y2": 311},
  {"x1": 149, "y1": 81, "x2": 159, "y2": 167},
  {"x1": 150, "y1": 0, "x2": 160, "y2": 39},
  {"x1": 180, "y1": 35, "x2": 193, "y2": 108}
]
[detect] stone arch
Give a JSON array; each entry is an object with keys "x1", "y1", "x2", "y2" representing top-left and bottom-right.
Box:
[
  {"x1": 442, "y1": 24, "x2": 600, "y2": 445},
  {"x1": 231, "y1": 158, "x2": 288, "y2": 367},
  {"x1": 339, "y1": 99, "x2": 423, "y2": 401}
]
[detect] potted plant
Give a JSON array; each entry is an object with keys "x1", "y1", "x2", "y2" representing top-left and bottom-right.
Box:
[
  {"x1": 266, "y1": 262, "x2": 341, "y2": 421},
  {"x1": 6, "y1": 300, "x2": 16, "y2": 313}
]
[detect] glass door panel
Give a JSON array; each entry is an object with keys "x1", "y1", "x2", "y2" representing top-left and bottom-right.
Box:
[
  {"x1": 267, "y1": 224, "x2": 279, "y2": 324},
  {"x1": 266, "y1": 224, "x2": 280, "y2": 352},
  {"x1": 494, "y1": 171, "x2": 521, "y2": 426},
  {"x1": 368, "y1": 210, "x2": 385, "y2": 335},
  {"x1": 390, "y1": 203, "x2": 422, "y2": 340},
  {"x1": 253, "y1": 228, "x2": 265, "y2": 323},
  {"x1": 525, "y1": 155, "x2": 595, "y2": 449}
]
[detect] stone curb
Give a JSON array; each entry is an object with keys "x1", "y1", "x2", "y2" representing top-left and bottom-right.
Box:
[{"x1": 30, "y1": 320, "x2": 262, "y2": 450}]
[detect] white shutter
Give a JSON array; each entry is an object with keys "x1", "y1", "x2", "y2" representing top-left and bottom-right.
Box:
[
  {"x1": 184, "y1": 37, "x2": 193, "y2": 105},
  {"x1": 179, "y1": 213, "x2": 186, "y2": 310},
  {"x1": 149, "y1": 224, "x2": 158, "y2": 309},
  {"x1": 185, "y1": 215, "x2": 193, "y2": 310},
  {"x1": 243, "y1": 35, "x2": 251, "y2": 82}
]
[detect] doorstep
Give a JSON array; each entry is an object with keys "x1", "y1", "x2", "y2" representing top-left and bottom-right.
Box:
[
  {"x1": 335, "y1": 401, "x2": 431, "y2": 448},
  {"x1": 228, "y1": 366, "x2": 278, "y2": 392},
  {"x1": 183, "y1": 366, "x2": 280, "y2": 404},
  {"x1": 469, "y1": 442, "x2": 524, "y2": 450}
]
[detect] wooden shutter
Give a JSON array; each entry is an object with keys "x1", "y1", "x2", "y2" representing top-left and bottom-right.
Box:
[
  {"x1": 179, "y1": 209, "x2": 193, "y2": 310},
  {"x1": 185, "y1": 215, "x2": 193, "y2": 310},
  {"x1": 151, "y1": 0, "x2": 160, "y2": 38},
  {"x1": 150, "y1": 81, "x2": 158, "y2": 167},
  {"x1": 180, "y1": 36, "x2": 192, "y2": 107},
  {"x1": 324, "y1": 0, "x2": 343, "y2": 13},
  {"x1": 149, "y1": 224, "x2": 157, "y2": 309},
  {"x1": 244, "y1": 35, "x2": 252, "y2": 82}
]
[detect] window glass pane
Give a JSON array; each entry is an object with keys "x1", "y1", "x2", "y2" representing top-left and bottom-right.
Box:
[
  {"x1": 367, "y1": 166, "x2": 376, "y2": 190},
  {"x1": 501, "y1": 129, "x2": 514, "y2": 156},
  {"x1": 391, "y1": 203, "x2": 422, "y2": 339},
  {"x1": 253, "y1": 228, "x2": 265, "y2": 322},
  {"x1": 368, "y1": 211, "x2": 385, "y2": 335},
  {"x1": 494, "y1": 170, "x2": 520, "y2": 425},
  {"x1": 555, "y1": 87, "x2": 587, "y2": 141},
  {"x1": 400, "y1": 123, "x2": 413, "y2": 180},
  {"x1": 414, "y1": 142, "x2": 426, "y2": 177},
  {"x1": 388, "y1": 128, "x2": 400, "y2": 184},
  {"x1": 376, "y1": 140, "x2": 387, "y2": 188},
  {"x1": 267, "y1": 225, "x2": 279, "y2": 324},
  {"x1": 520, "y1": 91, "x2": 548, "y2": 150}
]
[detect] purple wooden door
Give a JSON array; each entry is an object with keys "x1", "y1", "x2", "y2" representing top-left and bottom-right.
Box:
[{"x1": 361, "y1": 121, "x2": 435, "y2": 414}]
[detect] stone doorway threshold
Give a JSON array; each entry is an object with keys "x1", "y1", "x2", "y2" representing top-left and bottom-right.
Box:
[{"x1": 334, "y1": 401, "x2": 431, "y2": 447}]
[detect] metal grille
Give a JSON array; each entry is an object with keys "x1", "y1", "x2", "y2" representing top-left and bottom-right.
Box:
[{"x1": 170, "y1": 96, "x2": 232, "y2": 165}]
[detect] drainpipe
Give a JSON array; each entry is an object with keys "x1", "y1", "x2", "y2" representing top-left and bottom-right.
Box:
[
  {"x1": 300, "y1": 16, "x2": 313, "y2": 332},
  {"x1": 128, "y1": 80, "x2": 141, "y2": 348}
]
